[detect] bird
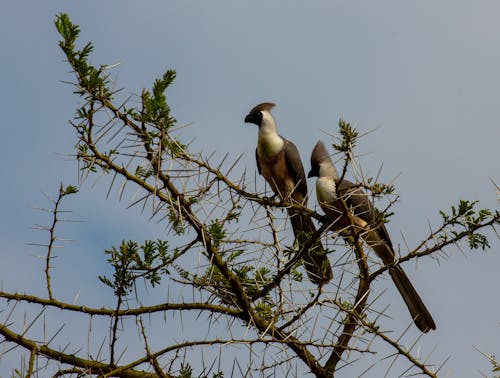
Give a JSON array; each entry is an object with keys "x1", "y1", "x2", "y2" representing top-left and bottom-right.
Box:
[
  {"x1": 244, "y1": 103, "x2": 333, "y2": 285},
  {"x1": 308, "y1": 140, "x2": 436, "y2": 332}
]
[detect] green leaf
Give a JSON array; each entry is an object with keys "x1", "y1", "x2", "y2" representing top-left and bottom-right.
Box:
[
  {"x1": 332, "y1": 119, "x2": 359, "y2": 154},
  {"x1": 141, "y1": 70, "x2": 177, "y2": 131},
  {"x1": 54, "y1": 13, "x2": 80, "y2": 51},
  {"x1": 179, "y1": 363, "x2": 193, "y2": 378},
  {"x1": 208, "y1": 220, "x2": 226, "y2": 248}
]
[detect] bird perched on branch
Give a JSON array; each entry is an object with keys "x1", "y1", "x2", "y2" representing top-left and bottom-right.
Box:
[
  {"x1": 244, "y1": 103, "x2": 332, "y2": 285},
  {"x1": 308, "y1": 140, "x2": 436, "y2": 332}
]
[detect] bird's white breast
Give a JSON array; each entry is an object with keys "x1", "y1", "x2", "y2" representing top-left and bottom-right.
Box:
[
  {"x1": 257, "y1": 133, "x2": 285, "y2": 157},
  {"x1": 316, "y1": 177, "x2": 337, "y2": 205},
  {"x1": 257, "y1": 110, "x2": 284, "y2": 157}
]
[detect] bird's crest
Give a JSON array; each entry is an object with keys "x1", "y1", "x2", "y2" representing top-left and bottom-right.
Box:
[
  {"x1": 249, "y1": 102, "x2": 276, "y2": 114},
  {"x1": 311, "y1": 141, "x2": 331, "y2": 166}
]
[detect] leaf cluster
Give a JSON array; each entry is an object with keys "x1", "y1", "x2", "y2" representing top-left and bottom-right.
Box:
[
  {"x1": 99, "y1": 239, "x2": 171, "y2": 296},
  {"x1": 439, "y1": 200, "x2": 498, "y2": 250},
  {"x1": 192, "y1": 247, "x2": 274, "y2": 309},
  {"x1": 55, "y1": 13, "x2": 112, "y2": 100},
  {"x1": 138, "y1": 72, "x2": 177, "y2": 131},
  {"x1": 332, "y1": 119, "x2": 359, "y2": 155}
]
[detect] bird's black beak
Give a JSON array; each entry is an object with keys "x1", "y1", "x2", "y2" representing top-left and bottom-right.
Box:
[
  {"x1": 244, "y1": 111, "x2": 261, "y2": 126},
  {"x1": 307, "y1": 165, "x2": 318, "y2": 178}
]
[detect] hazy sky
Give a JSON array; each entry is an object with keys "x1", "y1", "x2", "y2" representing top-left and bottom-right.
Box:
[{"x1": 1, "y1": 1, "x2": 499, "y2": 376}]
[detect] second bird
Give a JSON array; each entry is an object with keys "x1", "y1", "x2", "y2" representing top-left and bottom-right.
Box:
[{"x1": 308, "y1": 140, "x2": 436, "y2": 332}]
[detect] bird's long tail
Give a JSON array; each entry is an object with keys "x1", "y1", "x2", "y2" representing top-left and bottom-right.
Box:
[
  {"x1": 389, "y1": 265, "x2": 436, "y2": 332},
  {"x1": 289, "y1": 209, "x2": 333, "y2": 285},
  {"x1": 367, "y1": 234, "x2": 436, "y2": 333}
]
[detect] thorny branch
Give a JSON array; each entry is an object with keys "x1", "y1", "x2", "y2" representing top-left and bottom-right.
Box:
[
  {"x1": 0, "y1": 323, "x2": 158, "y2": 378},
  {"x1": 325, "y1": 196, "x2": 371, "y2": 374},
  {"x1": 39, "y1": 184, "x2": 77, "y2": 300}
]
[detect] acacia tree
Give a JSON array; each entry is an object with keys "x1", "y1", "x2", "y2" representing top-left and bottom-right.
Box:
[{"x1": 1, "y1": 14, "x2": 499, "y2": 378}]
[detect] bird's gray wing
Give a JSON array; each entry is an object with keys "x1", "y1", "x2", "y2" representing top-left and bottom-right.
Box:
[
  {"x1": 337, "y1": 179, "x2": 393, "y2": 249},
  {"x1": 282, "y1": 137, "x2": 308, "y2": 199},
  {"x1": 255, "y1": 148, "x2": 262, "y2": 175}
]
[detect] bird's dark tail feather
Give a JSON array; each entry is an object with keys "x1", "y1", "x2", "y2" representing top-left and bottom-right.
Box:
[
  {"x1": 367, "y1": 232, "x2": 436, "y2": 333},
  {"x1": 389, "y1": 265, "x2": 436, "y2": 333},
  {"x1": 289, "y1": 210, "x2": 333, "y2": 285}
]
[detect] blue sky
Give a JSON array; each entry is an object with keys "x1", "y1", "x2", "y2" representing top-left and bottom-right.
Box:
[{"x1": 1, "y1": 1, "x2": 499, "y2": 376}]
